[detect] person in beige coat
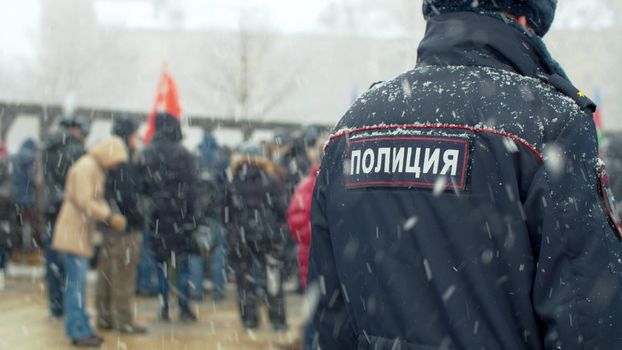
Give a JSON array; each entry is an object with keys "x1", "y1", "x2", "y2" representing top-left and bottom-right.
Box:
[{"x1": 52, "y1": 136, "x2": 128, "y2": 348}]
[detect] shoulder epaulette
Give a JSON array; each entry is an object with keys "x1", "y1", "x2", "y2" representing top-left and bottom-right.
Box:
[
  {"x1": 368, "y1": 81, "x2": 385, "y2": 90},
  {"x1": 544, "y1": 74, "x2": 597, "y2": 113}
]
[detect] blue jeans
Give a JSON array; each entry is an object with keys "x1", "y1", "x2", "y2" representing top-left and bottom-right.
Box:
[
  {"x1": 208, "y1": 219, "x2": 227, "y2": 299},
  {"x1": 136, "y1": 230, "x2": 158, "y2": 294},
  {"x1": 47, "y1": 247, "x2": 65, "y2": 316},
  {"x1": 45, "y1": 218, "x2": 65, "y2": 316},
  {"x1": 63, "y1": 253, "x2": 93, "y2": 339},
  {"x1": 304, "y1": 322, "x2": 316, "y2": 350},
  {"x1": 192, "y1": 219, "x2": 227, "y2": 299},
  {"x1": 188, "y1": 254, "x2": 204, "y2": 300},
  {"x1": 156, "y1": 255, "x2": 191, "y2": 311},
  {"x1": 0, "y1": 245, "x2": 7, "y2": 269}
]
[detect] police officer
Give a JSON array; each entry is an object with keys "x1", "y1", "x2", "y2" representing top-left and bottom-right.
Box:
[{"x1": 308, "y1": 1, "x2": 622, "y2": 349}]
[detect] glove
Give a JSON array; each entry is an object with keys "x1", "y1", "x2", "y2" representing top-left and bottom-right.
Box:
[{"x1": 106, "y1": 213, "x2": 127, "y2": 233}]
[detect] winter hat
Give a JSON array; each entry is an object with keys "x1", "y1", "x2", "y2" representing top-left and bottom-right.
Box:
[
  {"x1": 60, "y1": 114, "x2": 91, "y2": 136},
  {"x1": 20, "y1": 139, "x2": 37, "y2": 152},
  {"x1": 111, "y1": 115, "x2": 138, "y2": 143},
  {"x1": 422, "y1": 0, "x2": 557, "y2": 36}
]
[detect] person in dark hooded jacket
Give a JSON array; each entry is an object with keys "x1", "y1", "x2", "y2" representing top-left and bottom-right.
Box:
[
  {"x1": 0, "y1": 144, "x2": 14, "y2": 289},
  {"x1": 226, "y1": 152, "x2": 288, "y2": 330},
  {"x1": 42, "y1": 116, "x2": 88, "y2": 317},
  {"x1": 309, "y1": 1, "x2": 622, "y2": 349},
  {"x1": 195, "y1": 132, "x2": 229, "y2": 300},
  {"x1": 11, "y1": 139, "x2": 39, "y2": 253},
  {"x1": 138, "y1": 113, "x2": 198, "y2": 322}
]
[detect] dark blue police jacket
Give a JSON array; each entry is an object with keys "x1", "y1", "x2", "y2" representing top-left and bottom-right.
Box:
[{"x1": 309, "y1": 12, "x2": 622, "y2": 350}]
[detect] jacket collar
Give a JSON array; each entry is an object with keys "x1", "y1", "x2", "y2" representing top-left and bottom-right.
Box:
[
  {"x1": 416, "y1": 12, "x2": 596, "y2": 113},
  {"x1": 417, "y1": 12, "x2": 552, "y2": 79}
]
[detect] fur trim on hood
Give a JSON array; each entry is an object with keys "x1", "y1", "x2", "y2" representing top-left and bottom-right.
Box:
[{"x1": 229, "y1": 154, "x2": 280, "y2": 178}]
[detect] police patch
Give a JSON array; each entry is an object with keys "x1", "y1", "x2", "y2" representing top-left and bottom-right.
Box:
[
  {"x1": 345, "y1": 136, "x2": 471, "y2": 191},
  {"x1": 597, "y1": 162, "x2": 622, "y2": 240}
]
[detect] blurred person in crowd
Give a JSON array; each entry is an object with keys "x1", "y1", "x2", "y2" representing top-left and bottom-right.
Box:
[
  {"x1": 138, "y1": 113, "x2": 199, "y2": 322},
  {"x1": 52, "y1": 136, "x2": 128, "y2": 348},
  {"x1": 135, "y1": 123, "x2": 158, "y2": 297},
  {"x1": 287, "y1": 134, "x2": 327, "y2": 349},
  {"x1": 11, "y1": 139, "x2": 39, "y2": 256},
  {"x1": 275, "y1": 126, "x2": 324, "y2": 290},
  {"x1": 309, "y1": 0, "x2": 622, "y2": 348},
  {"x1": 605, "y1": 135, "x2": 622, "y2": 213},
  {"x1": 198, "y1": 131, "x2": 230, "y2": 175},
  {"x1": 42, "y1": 116, "x2": 89, "y2": 317},
  {"x1": 276, "y1": 126, "x2": 324, "y2": 195},
  {"x1": 0, "y1": 144, "x2": 15, "y2": 290},
  {"x1": 192, "y1": 132, "x2": 229, "y2": 301},
  {"x1": 273, "y1": 130, "x2": 312, "y2": 197},
  {"x1": 267, "y1": 132, "x2": 302, "y2": 292},
  {"x1": 226, "y1": 146, "x2": 288, "y2": 331},
  {"x1": 95, "y1": 117, "x2": 147, "y2": 334},
  {"x1": 233, "y1": 140, "x2": 272, "y2": 295},
  {"x1": 286, "y1": 138, "x2": 320, "y2": 291}
]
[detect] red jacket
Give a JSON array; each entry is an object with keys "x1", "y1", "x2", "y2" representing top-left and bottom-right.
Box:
[{"x1": 286, "y1": 166, "x2": 318, "y2": 288}]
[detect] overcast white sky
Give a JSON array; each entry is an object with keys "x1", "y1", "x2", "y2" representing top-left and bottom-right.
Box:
[
  {"x1": 0, "y1": 0, "x2": 39, "y2": 60},
  {"x1": 96, "y1": 0, "x2": 334, "y2": 31},
  {"x1": 0, "y1": 0, "x2": 616, "y2": 63}
]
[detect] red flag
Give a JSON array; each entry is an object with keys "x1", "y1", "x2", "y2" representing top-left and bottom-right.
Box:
[
  {"x1": 143, "y1": 68, "x2": 182, "y2": 144},
  {"x1": 593, "y1": 88, "x2": 604, "y2": 147}
]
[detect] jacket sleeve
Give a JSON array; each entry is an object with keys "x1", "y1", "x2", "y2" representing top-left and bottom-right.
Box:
[
  {"x1": 308, "y1": 166, "x2": 357, "y2": 349},
  {"x1": 135, "y1": 149, "x2": 155, "y2": 221},
  {"x1": 182, "y1": 151, "x2": 199, "y2": 231},
  {"x1": 269, "y1": 175, "x2": 288, "y2": 223},
  {"x1": 108, "y1": 163, "x2": 144, "y2": 231},
  {"x1": 524, "y1": 111, "x2": 622, "y2": 349},
  {"x1": 69, "y1": 164, "x2": 111, "y2": 222}
]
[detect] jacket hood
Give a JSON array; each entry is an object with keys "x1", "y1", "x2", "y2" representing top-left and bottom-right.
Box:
[
  {"x1": 89, "y1": 136, "x2": 129, "y2": 170},
  {"x1": 198, "y1": 133, "x2": 220, "y2": 166},
  {"x1": 199, "y1": 133, "x2": 219, "y2": 151},
  {"x1": 16, "y1": 139, "x2": 37, "y2": 165},
  {"x1": 20, "y1": 139, "x2": 36, "y2": 152}
]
